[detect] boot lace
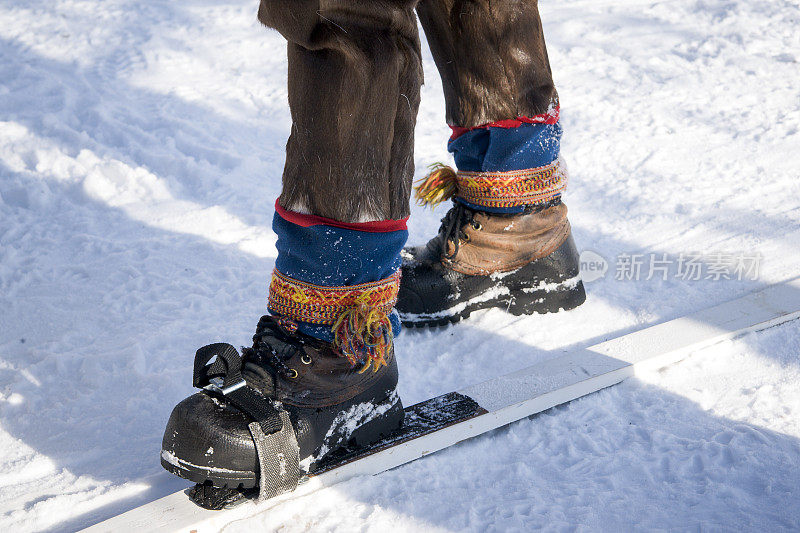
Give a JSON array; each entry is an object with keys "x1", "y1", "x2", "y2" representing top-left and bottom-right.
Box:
[
  {"x1": 437, "y1": 199, "x2": 561, "y2": 259},
  {"x1": 240, "y1": 316, "x2": 306, "y2": 392},
  {"x1": 439, "y1": 202, "x2": 480, "y2": 259}
]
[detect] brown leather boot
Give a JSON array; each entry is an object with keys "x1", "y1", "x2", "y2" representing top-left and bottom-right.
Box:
[
  {"x1": 160, "y1": 315, "x2": 403, "y2": 507},
  {"x1": 397, "y1": 200, "x2": 585, "y2": 327}
]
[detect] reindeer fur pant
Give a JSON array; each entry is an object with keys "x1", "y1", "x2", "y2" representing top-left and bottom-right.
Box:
[{"x1": 258, "y1": 0, "x2": 558, "y2": 223}]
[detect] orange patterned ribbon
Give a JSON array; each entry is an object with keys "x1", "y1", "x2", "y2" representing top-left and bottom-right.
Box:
[
  {"x1": 455, "y1": 157, "x2": 568, "y2": 208},
  {"x1": 415, "y1": 157, "x2": 568, "y2": 209},
  {"x1": 268, "y1": 269, "x2": 401, "y2": 368},
  {"x1": 268, "y1": 269, "x2": 400, "y2": 325}
]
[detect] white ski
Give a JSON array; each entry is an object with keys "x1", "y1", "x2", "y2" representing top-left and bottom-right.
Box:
[{"x1": 81, "y1": 278, "x2": 800, "y2": 533}]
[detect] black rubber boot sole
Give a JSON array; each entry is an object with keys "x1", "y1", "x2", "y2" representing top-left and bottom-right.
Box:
[
  {"x1": 398, "y1": 233, "x2": 586, "y2": 328},
  {"x1": 400, "y1": 278, "x2": 586, "y2": 328},
  {"x1": 160, "y1": 393, "x2": 405, "y2": 490}
]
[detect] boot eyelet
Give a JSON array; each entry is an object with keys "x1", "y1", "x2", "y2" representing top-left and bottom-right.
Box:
[
  {"x1": 286, "y1": 368, "x2": 298, "y2": 379},
  {"x1": 471, "y1": 221, "x2": 482, "y2": 230},
  {"x1": 460, "y1": 234, "x2": 470, "y2": 244},
  {"x1": 300, "y1": 354, "x2": 312, "y2": 365}
]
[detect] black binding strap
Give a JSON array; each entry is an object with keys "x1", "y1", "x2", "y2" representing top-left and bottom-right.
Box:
[
  {"x1": 192, "y1": 343, "x2": 301, "y2": 496},
  {"x1": 193, "y1": 343, "x2": 242, "y2": 389},
  {"x1": 192, "y1": 343, "x2": 283, "y2": 436}
]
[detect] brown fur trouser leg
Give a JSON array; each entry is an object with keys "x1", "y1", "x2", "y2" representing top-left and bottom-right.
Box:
[
  {"x1": 417, "y1": 0, "x2": 558, "y2": 128},
  {"x1": 258, "y1": 0, "x2": 555, "y2": 221},
  {"x1": 258, "y1": 1, "x2": 422, "y2": 223}
]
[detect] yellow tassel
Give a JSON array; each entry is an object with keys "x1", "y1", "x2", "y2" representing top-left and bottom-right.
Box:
[
  {"x1": 331, "y1": 300, "x2": 392, "y2": 370},
  {"x1": 414, "y1": 163, "x2": 458, "y2": 208}
]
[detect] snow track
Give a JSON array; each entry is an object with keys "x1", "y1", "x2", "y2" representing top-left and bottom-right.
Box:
[
  {"x1": 1, "y1": 0, "x2": 799, "y2": 531},
  {"x1": 81, "y1": 280, "x2": 800, "y2": 533}
]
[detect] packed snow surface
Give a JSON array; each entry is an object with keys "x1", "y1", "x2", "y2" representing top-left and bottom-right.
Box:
[{"x1": 1, "y1": 0, "x2": 799, "y2": 531}]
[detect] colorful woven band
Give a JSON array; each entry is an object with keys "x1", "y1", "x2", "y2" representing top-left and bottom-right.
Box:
[
  {"x1": 455, "y1": 157, "x2": 568, "y2": 209},
  {"x1": 268, "y1": 269, "x2": 401, "y2": 325}
]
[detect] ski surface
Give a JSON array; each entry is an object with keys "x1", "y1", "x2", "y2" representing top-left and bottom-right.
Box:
[{"x1": 81, "y1": 278, "x2": 800, "y2": 533}]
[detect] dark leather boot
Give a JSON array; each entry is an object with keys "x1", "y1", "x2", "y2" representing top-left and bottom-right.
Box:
[
  {"x1": 397, "y1": 200, "x2": 585, "y2": 327},
  {"x1": 161, "y1": 315, "x2": 403, "y2": 493}
]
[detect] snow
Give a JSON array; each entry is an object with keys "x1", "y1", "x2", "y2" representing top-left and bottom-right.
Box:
[
  {"x1": 160, "y1": 449, "x2": 245, "y2": 477},
  {"x1": 310, "y1": 391, "x2": 401, "y2": 465},
  {"x1": 0, "y1": 0, "x2": 798, "y2": 531},
  {"x1": 397, "y1": 275, "x2": 582, "y2": 321}
]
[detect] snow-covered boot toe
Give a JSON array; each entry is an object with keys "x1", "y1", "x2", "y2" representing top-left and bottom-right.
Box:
[
  {"x1": 162, "y1": 390, "x2": 260, "y2": 488},
  {"x1": 161, "y1": 316, "x2": 403, "y2": 504},
  {"x1": 397, "y1": 200, "x2": 585, "y2": 327}
]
